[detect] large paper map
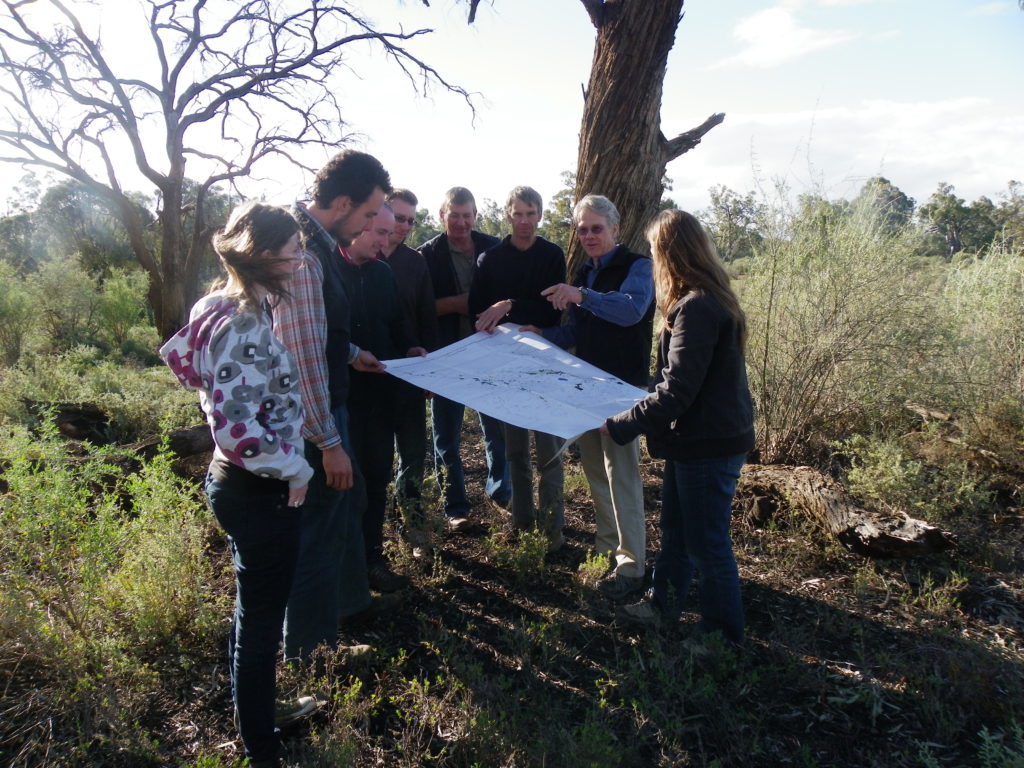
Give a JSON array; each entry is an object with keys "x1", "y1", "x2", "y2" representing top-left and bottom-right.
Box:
[{"x1": 381, "y1": 324, "x2": 648, "y2": 440}]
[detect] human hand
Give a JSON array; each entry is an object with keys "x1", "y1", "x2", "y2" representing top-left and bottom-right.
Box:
[
  {"x1": 541, "y1": 283, "x2": 583, "y2": 311},
  {"x1": 407, "y1": 346, "x2": 428, "y2": 358},
  {"x1": 475, "y1": 300, "x2": 512, "y2": 333},
  {"x1": 353, "y1": 349, "x2": 386, "y2": 373},
  {"x1": 518, "y1": 324, "x2": 541, "y2": 336},
  {"x1": 288, "y1": 482, "x2": 308, "y2": 508},
  {"x1": 322, "y1": 445, "x2": 353, "y2": 490}
]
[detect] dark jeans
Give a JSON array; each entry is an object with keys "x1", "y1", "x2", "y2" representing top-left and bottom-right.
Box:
[
  {"x1": 283, "y1": 406, "x2": 369, "y2": 661},
  {"x1": 652, "y1": 454, "x2": 747, "y2": 644},
  {"x1": 393, "y1": 381, "x2": 428, "y2": 522},
  {"x1": 205, "y1": 473, "x2": 301, "y2": 764},
  {"x1": 431, "y1": 394, "x2": 510, "y2": 517},
  {"x1": 350, "y1": 392, "x2": 398, "y2": 567}
]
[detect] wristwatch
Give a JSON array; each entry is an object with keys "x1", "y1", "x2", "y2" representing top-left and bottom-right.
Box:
[{"x1": 577, "y1": 287, "x2": 588, "y2": 305}]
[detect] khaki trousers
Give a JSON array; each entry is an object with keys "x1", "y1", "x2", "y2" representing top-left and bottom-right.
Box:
[{"x1": 576, "y1": 429, "x2": 646, "y2": 579}]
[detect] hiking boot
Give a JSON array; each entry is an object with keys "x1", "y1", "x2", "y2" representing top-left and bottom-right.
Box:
[
  {"x1": 274, "y1": 694, "x2": 318, "y2": 728},
  {"x1": 340, "y1": 592, "x2": 404, "y2": 629},
  {"x1": 546, "y1": 529, "x2": 565, "y2": 553},
  {"x1": 615, "y1": 597, "x2": 663, "y2": 627},
  {"x1": 367, "y1": 562, "x2": 409, "y2": 593},
  {"x1": 404, "y1": 528, "x2": 433, "y2": 559},
  {"x1": 447, "y1": 516, "x2": 476, "y2": 533},
  {"x1": 598, "y1": 571, "x2": 644, "y2": 601}
]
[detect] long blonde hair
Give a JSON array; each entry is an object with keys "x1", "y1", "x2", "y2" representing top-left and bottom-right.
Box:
[{"x1": 646, "y1": 209, "x2": 747, "y2": 352}]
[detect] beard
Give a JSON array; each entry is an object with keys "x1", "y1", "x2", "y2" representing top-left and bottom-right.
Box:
[{"x1": 330, "y1": 210, "x2": 355, "y2": 248}]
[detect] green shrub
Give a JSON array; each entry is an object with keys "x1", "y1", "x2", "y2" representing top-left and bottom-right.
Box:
[{"x1": 740, "y1": 192, "x2": 942, "y2": 461}]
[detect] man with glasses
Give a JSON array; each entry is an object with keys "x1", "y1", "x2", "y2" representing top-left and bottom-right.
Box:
[
  {"x1": 382, "y1": 189, "x2": 437, "y2": 556},
  {"x1": 540, "y1": 194, "x2": 655, "y2": 602},
  {"x1": 419, "y1": 187, "x2": 511, "y2": 530}
]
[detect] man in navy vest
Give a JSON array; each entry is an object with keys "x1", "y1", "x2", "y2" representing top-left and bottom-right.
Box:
[
  {"x1": 273, "y1": 150, "x2": 393, "y2": 662},
  {"x1": 419, "y1": 187, "x2": 511, "y2": 530},
  {"x1": 541, "y1": 194, "x2": 655, "y2": 602}
]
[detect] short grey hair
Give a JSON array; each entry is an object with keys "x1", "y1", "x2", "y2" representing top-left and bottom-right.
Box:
[
  {"x1": 573, "y1": 194, "x2": 620, "y2": 229},
  {"x1": 505, "y1": 186, "x2": 543, "y2": 219},
  {"x1": 441, "y1": 186, "x2": 476, "y2": 215}
]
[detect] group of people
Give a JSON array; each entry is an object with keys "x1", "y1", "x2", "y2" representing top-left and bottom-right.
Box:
[{"x1": 159, "y1": 149, "x2": 754, "y2": 768}]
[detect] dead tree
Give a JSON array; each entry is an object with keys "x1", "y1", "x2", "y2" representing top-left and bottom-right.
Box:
[
  {"x1": 738, "y1": 464, "x2": 955, "y2": 558},
  {"x1": 0, "y1": 0, "x2": 469, "y2": 339}
]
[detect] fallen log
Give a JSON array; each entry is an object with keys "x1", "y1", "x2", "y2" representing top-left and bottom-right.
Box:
[
  {"x1": 128, "y1": 424, "x2": 213, "y2": 462},
  {"x1": 737, "y1": 464, "x2": 955, "y2": 558}
]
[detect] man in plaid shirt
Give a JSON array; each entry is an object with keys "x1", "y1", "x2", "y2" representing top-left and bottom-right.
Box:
[{"x1": 273, "y1": 150, "x2": 393, "y2": 662}]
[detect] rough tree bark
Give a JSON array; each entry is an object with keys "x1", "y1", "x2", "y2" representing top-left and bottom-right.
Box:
[
  {"x1": 569, "y1": 0, "x2": 724, "y2": 275},
  {"x1": 738, "y1": 464, "x2": 956, "y2": 559}
]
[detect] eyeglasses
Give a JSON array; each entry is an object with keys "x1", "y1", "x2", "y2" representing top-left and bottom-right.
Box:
[
  {"x1": 577, "y1": 224, "x2": 605, "y2": 236},
  {"x1": 393, "y1": 215, "x2": 416, "y2": 225}
]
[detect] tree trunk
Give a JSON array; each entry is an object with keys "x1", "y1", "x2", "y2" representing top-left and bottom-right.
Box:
[
  {"x1": 737, "y1": 464, "x2": 955, "y2": 558},
  {"x1": 570, "y1": 0, "x2": 723, "y2": 276}
]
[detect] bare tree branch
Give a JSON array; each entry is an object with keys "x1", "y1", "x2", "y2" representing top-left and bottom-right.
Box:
[
  {"x1": 664, "y1": 112, "x2": 725, "y2": 162},
  {"x1": 0, "y1": 0, "x2": 473, "y2": 337}
]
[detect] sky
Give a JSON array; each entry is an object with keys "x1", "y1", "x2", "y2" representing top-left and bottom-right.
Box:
[
  {"x1": 280, "y1": 0, "x2": 1024, "y2": 217},
  {"x1": 6, "y1": 0, "x2": 1024, "y2": 218}
]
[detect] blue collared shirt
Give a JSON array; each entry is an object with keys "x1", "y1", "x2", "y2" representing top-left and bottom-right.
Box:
[{"x1": 545, "y1": 246, "x2": 655, "y2": 349}]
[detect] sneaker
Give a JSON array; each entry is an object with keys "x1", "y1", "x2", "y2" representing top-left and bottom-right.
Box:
[
  {"x1": 367, "y1": 562, "x2": 409, "y2": 593},
  {"x1": 447, "y1": 516, "x2": 476, "y2": 533},
  {"x1": 616, "y1": 598, "x2": 663, "y2": 627},
  {"x1": 274, "y1": 694, "x2": 318, "y2": 728},
  {"x1": 598, "y1": 572, "x2": 644, "y2": 601}
]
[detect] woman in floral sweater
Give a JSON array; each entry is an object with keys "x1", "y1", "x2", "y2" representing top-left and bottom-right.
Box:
[{"x1": 160, "y1": 202, "x2": 313, "y2": 768}]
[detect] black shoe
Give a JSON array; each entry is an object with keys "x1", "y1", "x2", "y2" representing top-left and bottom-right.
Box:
[
  {"x1": 598, "y1": 572, "x2": 644, "y2": 601},
  {"x1": 367, "y1": 562, "x2": 409, "y2": 593}
]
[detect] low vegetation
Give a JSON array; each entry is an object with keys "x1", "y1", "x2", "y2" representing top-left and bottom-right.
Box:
[{"x1": 0, "y1": 188, "x2": 1021, "y2": 767}]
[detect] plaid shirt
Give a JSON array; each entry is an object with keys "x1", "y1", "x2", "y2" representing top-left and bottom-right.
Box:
[{"x1": 272, "y1": 204, "x2": 346, "y2": 450}]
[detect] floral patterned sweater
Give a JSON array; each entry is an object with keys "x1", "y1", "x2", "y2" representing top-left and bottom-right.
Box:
[{"x1": 159, "y1": 293, "x2": 314, "y2": 489}]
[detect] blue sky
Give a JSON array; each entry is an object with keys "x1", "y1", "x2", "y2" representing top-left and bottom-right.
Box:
[
  {"x1": 310, "y1": 0, "x2": 1024, "y2": 218},
  {"x1": 6, "y1": 0, "x2": 1023, "y2": 220}
]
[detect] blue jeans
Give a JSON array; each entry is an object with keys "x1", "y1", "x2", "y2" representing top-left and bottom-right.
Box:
[
  {"x1": 283, "y1": 406, "x2": 370, "y2": 661},
  {"x1": 205, "y1": 473, "x2": 301, "y2": 764},
  {"x1": 431, "y1": 395, "x2": 510, "y2": 517},
  {"x1": 652, "y1": 454, "x2": 746, "y2": 644},
  {"x1": 393, "y1": 381, "x2": 428, "y2": 522}
]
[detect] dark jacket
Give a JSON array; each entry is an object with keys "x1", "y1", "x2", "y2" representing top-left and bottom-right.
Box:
[
  {"x1": 419, "y1": 230, "x2": 501, "y2": 348},
  {"x1": 385, "y1": 243, "x2": 438, "y2": 352},
  {"x1": 338, "y1": 256, "x2": 412, "y2": 407},
  {"x1": 606, "y1": 290, "x2": 754, "y2": 461},
  {"x1": 468, "y1": 235, "x2": 565, "y2": 327},
  {"x1": 573, "y1": 245, "x2": 654, "y2": 387}
]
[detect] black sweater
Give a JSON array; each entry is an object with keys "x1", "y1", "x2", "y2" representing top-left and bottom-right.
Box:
[{"x1": 468, "y1": 235, "x2": 566, "y2": 328}]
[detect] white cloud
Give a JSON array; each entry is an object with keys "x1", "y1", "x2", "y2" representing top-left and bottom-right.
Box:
[
  {"x1": 666, "y1": 98, "x2": 1024, "y2": 209},
  {"x1": 710, "y1": 5, "x2": 858, "y2": 69},
  {"x1": 967, "y1": 2, "x2": 1014, "y2": 16}
]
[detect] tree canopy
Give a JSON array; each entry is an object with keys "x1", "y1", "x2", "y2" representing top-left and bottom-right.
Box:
[{"x1": 0, "y1": 0, "x2": 468, "y2": 338}]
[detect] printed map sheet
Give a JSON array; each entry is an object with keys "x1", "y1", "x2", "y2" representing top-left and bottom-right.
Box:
[{"x1": 382, "y1": 324, "x2": 648, "y2": 440}]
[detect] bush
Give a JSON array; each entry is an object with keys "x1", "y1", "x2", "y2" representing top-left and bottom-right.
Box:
[
  {"x1": 0, "y1": 424, "x2": 218, "y2": 765},
  {"x1": 740, "y1": 192, "x2": 942, "y2": 461}
]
